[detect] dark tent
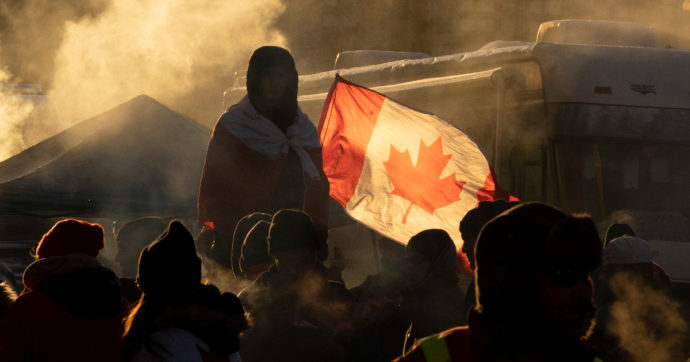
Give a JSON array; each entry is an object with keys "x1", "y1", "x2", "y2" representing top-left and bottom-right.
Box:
[{"x1": 0, "y1": 95, "x2": 211, "y2": 217}]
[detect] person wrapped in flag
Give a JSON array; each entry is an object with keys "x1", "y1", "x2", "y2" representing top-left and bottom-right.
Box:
[{"x1": 198, "y1": 46, "x2": 330, "y2": 275}]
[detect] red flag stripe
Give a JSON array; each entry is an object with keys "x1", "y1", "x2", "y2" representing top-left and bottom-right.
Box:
[
  {"x1": 476, "y1": 167, "x2": 519, "y2": 204},
  {"x1": 318, "y1": 77, "x2": 385, "y2": 207}
]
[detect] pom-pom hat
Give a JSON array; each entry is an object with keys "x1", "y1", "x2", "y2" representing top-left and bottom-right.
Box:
[{"x1": 36, "y1": 219, "x2": 104, "y2": 259}]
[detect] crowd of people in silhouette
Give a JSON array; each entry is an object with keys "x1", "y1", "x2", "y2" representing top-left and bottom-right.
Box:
[{"x1": 0, "y1": 46, "x2": 688, "y2": 362}]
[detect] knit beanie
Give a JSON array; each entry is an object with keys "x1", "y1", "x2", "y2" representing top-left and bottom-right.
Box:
[
  {"x1": 268, "y1": 209, "x2": 319, "y2": 255},
  {"x1": 36, "y1": 219, "x2": 104, "y2": 258},
  {"x1": 137, "y1": 220, "x2": 201, "y2": 298}
]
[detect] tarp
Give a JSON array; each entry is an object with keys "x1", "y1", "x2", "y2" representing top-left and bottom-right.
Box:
[{"x1": 0, "y1": 94, "x2": 211, "y2": 217}]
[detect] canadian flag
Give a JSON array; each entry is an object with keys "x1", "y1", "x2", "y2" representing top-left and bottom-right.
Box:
[{"x1": 318, "y1": 76, "x2": 517, "y2": 255}]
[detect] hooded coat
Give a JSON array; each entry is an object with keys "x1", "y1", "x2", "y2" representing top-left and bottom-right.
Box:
[
  {"x1": 124, "y1": 221, "x2": 248, "y2": 362},
  {"x1": 394, "y1": 229, "x2": 467, "y2": 351},
  {"x1": 128, "y1": 284, "x2": 247, "y2": 362},
  {"x1": 0, "y1": 253, "x2": 126, "y2": 362},
  {"x1": 239, "y1": 262, "x2": 357, "y2": 362},
  {"x1": 198, "y1": 47, "x2": 329, "y2": 267}
]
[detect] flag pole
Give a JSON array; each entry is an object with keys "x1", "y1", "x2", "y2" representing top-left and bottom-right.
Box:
[
  {"x1": 370, "y1": 229, "x2": 382, "y2": 273},
  {"x1": 492, "y1": 70, "x2": 506, "y2": 175}
]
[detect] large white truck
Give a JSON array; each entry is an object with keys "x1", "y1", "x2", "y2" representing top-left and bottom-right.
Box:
[{"x1": 224, "y1": 20, "x2": 690, "y2": 284}]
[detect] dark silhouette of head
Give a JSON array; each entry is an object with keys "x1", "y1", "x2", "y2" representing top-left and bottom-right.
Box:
[
  {"x1": 36, "y1": 219, "x2": 104, "y2": 259},
  {"x1": 246, "y1": 46, "x2": 298, "y2": 131},
  {"x1": 137, "y1": 220, "x2": 201, "y2": 301},
  {"x1": 229, "y1": 212, "x2": 272, "y2": 275},
  {"x1": 604, "y1": 223, "x2": 636, "y2": 245},
  {"x1": 116, "y1": 217, "x2": 166, "y2": 278},
  {"x1": 406, "y1": 229, "x2": 457, "y2": 282},
  {"x1": 268, "y1": 209, "x2": 319, "y2": 275},
  {"x1": 240, "y1": 220, "x2": 274, "y2": 279},
  {"x1": 601, "y1": 235, "x2": 670, "y2": 290},
  {"x1": 459, "y1": 200, "x2": 519, "y2": 269},
  {"x1": 474, "y1": 202, "x2": 602, "y2": 352}
]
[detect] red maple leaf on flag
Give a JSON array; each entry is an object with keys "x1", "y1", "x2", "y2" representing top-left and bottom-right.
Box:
[{"x1": 383, "y1": 137, "x2": 465, "y2": 224}]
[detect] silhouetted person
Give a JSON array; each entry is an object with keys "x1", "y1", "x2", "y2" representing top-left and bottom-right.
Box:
[
  {"x1": 401, "y1": 229, "x2": 466, "y2": 343},
  {"x1": 396, "y1": 202, "x2": 603, "y2": 362},
  {"x1": 239, "y1": 220, "x2": 274, "y2": 281},
  {"x1": 458, "y1": 200, "x2": 518, "y2": 322},
  {"x1": 116, "y1": 217, "x2": 166, "y2": 303},
  {"x1": 590, "y1": 235, "x2": 689, "y2": 361},
  {"x1": 604, "y1": 222, "x2": 636, "y2": 245},
  {"x1": 199, "y1": 46, "x2": 329, "y2": 277},
  {"x1": 123, "y1": 220, "x2": 248, "y2": 362},
  {"x1": 349, "y1": 237, "x2": 408, "y2": 362},
  {"x1": 239, "y1": 209, "x2": 355, "y2": 362},
  {"x1": 350, "y1": 237, "x2": 407, "y2": 300},
  {"x1": 221, "y1": 212, "x2": 272, "y2": 274},
  {"x1": 0, "y1": 219, "x2": 126, "y2": 362}
]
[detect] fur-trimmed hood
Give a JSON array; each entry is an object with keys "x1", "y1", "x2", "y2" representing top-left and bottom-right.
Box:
[
  {"x1": 152, "y1": 284, "x2": 248, "y2": 355},
  {"x1": 156, "y1": 303, "x2": 249, "y2": 338},
  {"x1": 22, "y1": 253, "x2": 122, "y2": 318}
]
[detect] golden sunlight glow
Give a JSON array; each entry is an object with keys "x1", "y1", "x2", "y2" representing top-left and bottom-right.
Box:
[{"x1": 49, "y1": 0, "x2": 286, "y2": 123}]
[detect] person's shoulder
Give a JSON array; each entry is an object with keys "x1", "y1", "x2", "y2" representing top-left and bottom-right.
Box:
[
  {"x1": 436, "y1": 325, "x2": 472, "y2": 343},
  {"x1": 131, "y1": 328, "x2": 207, "y2": 362},
  {"x1": 221, "y1": 97, "x2": 255, "y2": 121},
  {"x1": 395, "y1": 326, "x2": 474, "y2": 362},
  {"x1": 6, "y1": 290, "x2": 48, "y2": 311}
]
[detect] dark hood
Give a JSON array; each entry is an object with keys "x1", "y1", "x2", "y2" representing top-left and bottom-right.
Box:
[
  {"x1": 246, "y1": 46, "x2": 298, "y2": 129},
  {"x1": 35, "y1": 265, "x2": 122, "y2": 318}
]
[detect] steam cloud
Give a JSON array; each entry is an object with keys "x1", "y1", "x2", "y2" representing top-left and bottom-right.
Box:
[
  {"x1": 0, "y1": 68, "x2": 34, "y2": 161},
  {"x1": 607, "y1": 272, "x2": 689, "y2": 362},
  {"x1": 49, "y1": 0, "x2": 286, "y2": 125}
]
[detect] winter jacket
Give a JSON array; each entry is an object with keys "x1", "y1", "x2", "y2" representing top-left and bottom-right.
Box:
[
  {"x1": 239, "y1": 263, "x2": 357, "y2": 362},
  {"x1": 0, "y1": 254, "x2": 126, "y2": 362},
  {"x1": 395, "y1": 309, "x2": 601, "y2": 362},
  {"x1": 130, "y1": 328, "x2": 241, "y2": 362},
  {"x1": 128, "y1": 285, "x2": 247, "y2": 362},
  {"x1": 400, "y1": 271, "x2": 466, "y2": 342},
  {"x1": 198, "y1": 96, "x2": 329, "y2": 241}
]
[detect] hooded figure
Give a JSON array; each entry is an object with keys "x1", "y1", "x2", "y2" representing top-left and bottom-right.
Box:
[
  {"x1": 123, "y1": 220, "x2": 248, "y2": 362},
  {"x1": 198, "y1": 46, "x2": 329, "y2": 277},
  {"x1": 400, "y1": 229, "x2": 466, "y2": 344},
  {"x1": 0, "y1": 219, "x2": 126, "y2": 362},
  {"x1": 239, "y1": 209, "x2": 357, "y2": 362},
  {"x1": 458, "y1": 200, "x2": 519, "y2": 322},
  {"x1": 396, "y1": 202, "x2": 603, "y2": 362},
  {"x1": 589, "y1": 236, "x2": 687, "y2": 361},
  {"x1": 239, "y1": 220, "x2": 274, "y2": 281},
  {"x1": 223, "y1": 212, "x2": 272, "y2": 274},
  {"x1": 604, "y1": 222, "x2": 636, "y2": 245},
  {"x1": 116, "y1": 217, "x2": 167, "y2": 303}
]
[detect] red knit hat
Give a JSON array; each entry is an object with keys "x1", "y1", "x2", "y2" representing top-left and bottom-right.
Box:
[{"x1": 36, "y1": 219, "x2": 105, "y2": 258}]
